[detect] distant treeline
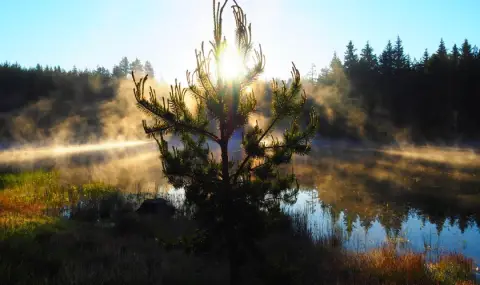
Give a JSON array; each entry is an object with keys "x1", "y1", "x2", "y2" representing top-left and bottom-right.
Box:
[
  {"x1": 0, "y1": 57, "x2": 155, "y2": 112},
  {"x1": 0, "y1": 57, "x2": 158, "y2": 144},
  {"x1": 1, "y1": 37, "x2": 480, "y2": 144},
  {"x1": 310, "y1": 37, "x2": 480, "y2": 143}
]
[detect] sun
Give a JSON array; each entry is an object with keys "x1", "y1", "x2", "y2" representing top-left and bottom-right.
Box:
[{"x1": 218, "y1": 45, "x2": 246, "y2": 80}]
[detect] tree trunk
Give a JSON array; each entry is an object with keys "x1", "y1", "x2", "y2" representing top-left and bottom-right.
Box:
[
  {"x1": 219, "y1": 138, "x2": 239, "y2": 285},
  {"x1": 220, "y1": 140, "x2": 230, "y2": 189}
]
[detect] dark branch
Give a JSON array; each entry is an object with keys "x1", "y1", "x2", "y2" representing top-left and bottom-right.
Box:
[
  {"x1": 232, "y1": 116, "x2": 279, "y2": 183},
  {"x1": 138, "y1": 98, "x2": 220, "y2": 142}
]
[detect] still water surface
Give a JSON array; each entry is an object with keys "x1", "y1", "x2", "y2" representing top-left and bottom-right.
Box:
[{"x1": 3, "y1": 140, "x2": 480, "y2": 266}]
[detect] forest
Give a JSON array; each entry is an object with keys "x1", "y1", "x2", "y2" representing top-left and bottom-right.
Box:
[
  {"x1": 1, "y1": 37, "x2": 480, "y2": 146},
  {"x1": 314, "y1": 37, "x2": 480, "y2": 143}
]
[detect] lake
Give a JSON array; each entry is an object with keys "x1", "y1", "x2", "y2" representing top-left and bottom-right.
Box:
[{"x1": 2, "y1": 139, "x2": 480, "y2": 268}]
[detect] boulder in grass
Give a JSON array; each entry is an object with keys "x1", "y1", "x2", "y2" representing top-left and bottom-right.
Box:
[{"x1": 136, "y1": 198, "x2": 176, "y2": 217}]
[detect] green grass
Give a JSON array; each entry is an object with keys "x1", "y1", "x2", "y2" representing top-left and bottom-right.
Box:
[
  {"x1": 0, "y1": 170, "x2": 477, "y2": 285},
  {"x1": 0, "y1": 170, "x2": 117, "y2": 239}
]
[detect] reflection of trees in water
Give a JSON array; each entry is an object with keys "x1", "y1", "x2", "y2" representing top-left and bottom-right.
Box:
[
  {"x1": 4, "y1": 142, "x2": 479, "y2": 236},
  {"x1": 292, "y1": 146, "x2": 480, "y2": 236}
]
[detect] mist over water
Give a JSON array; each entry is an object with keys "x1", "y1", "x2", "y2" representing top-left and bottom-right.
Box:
[
  {"x1": 0, "y1": 140, "x2": 154, "y2": 164},
  {"x1": 1, "y1": 70, "x2": 479, "y2": 268},
  {"x1": 1, "y1": 134, "x2": 479, "y2": 265}
]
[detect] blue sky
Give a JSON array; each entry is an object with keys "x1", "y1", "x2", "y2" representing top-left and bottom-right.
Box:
[{"x1": 1, "y1": 0, "x2": 479, "y2": 82}]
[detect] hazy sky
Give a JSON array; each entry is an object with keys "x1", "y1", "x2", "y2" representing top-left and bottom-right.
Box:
[{"x1": 1, "y1": 0, "x2": 479, "y2": 82}]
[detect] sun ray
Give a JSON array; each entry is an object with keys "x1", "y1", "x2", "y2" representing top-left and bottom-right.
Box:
[{"x1": 219, "y1": 44, "x2": 246, "y2": 80}]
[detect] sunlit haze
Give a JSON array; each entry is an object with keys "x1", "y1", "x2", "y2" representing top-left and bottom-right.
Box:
[
  {"x1": 1, "y1": 0, "x2": 480, "y2": 83},
  {"x1": 219, "y1": 44, "x2": 246, "y2": 80},
  {"x1": 0, "y1": 140, "x2": 154, "y2": 164}
]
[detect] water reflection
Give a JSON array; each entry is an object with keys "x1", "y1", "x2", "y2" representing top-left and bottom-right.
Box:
[
  {"x1": 290, "y1": 144, "x2": 480, "y2": 264},
  {"x1": 2, "y1": 141, "x2": 479, "y2": 265},
  {"x1": 290, "y1": 192, "x2": 480, "y2": 265}
]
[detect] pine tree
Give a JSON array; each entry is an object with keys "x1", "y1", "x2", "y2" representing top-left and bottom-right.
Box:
[
  {"x1": 71, "y1": 65, "x2": 79, "y2": 76},
  {"x1": 358, "y1": 41, "x2": 379, "y2": 116},
  {"x1": 393, "y1": 36, "x2": 409, "y2": 71},
  {"x1": 119, "y1": 56, "x2": 130, "y2": 77},
  {"x1": 436, "y1": 38, "x2": 448, "y2": 60},
  {"x1": 344, "y1": 40, "x2": 358, "y2": 74},
  {"x1": 325, "y1": 52, "x2": 349, "y2": 96},
  {"x1": 379, "y1": 40, "x2": 394, "y2": 75},
  {"x1": 451, "y1": 44, "x2": 460, "y2": 67},
  {"x1": 112, "y1": 65, "x2": 123, "y2": 78},
  {"x1": 472, "y1": 45, "x2": 479, "y2": 58},
  {"x1": 330, "y1": 51, "x2": 342, "y2": 69},
  {"x1": 422, "y1": 49, "x2": 430, "y2": 63},
  {"x1": 144, "y1": 60, "x2": 155, "y2": 78},
  {"x1": 359, "y1": 41, "x2": 378, "y2": 71},
  {"x1": 132, "y1": 1, "x2": 317, "y2": 283},
  {"x1": 130, "y1": 58, "x2": 144, "y2": 75},
  {"x1": 95, "y1": 66, "x2": 111, "y2": 78},
  {"x1": 460, "y1": 39, "x2": 473, "y2": 62},
  {"x1": 420, "y1": 48, "x2": 430, "y2": 72}
]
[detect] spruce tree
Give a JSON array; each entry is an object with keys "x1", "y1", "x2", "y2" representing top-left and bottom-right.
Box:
[
  {"x1": 132, "y1": 0, "x2": 317, "y2": 282},
  {"x1": 379, "y1": 40, "x2": 394, "y2": 75},
  {"x1": 359, "y1": 42, "x2": 379, "y2": 116},
  {"x1": 460, "y1": 39, "x2": 473, "y2": 62},
  {"x1": 451, "y1": 44, "x2": 460, "y2": 67},
  {"x1": 436, "y1": 38, "x2": 448, "y2": 60},
  {"x1": 421, "y1": 48, "x2": 430, "y2": 72},
  {"x1": 393, "y1": 36, "x2": 409, "y2": 71},
  {"x1": 359, "y1": 41, "x2": 378, "y2": 71},
  {"x1": 344, "y1": 40, "x2": 359, "y2": 74}
]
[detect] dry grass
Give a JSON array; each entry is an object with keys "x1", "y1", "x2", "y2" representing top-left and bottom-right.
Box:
[
  {"x1": 0, "y1": 170, "x2": 117, "y2": 239},
  {"x1": 0, "y1": 170, "x2": 477, "y2": 285},
  {"x1": 343, "y1": 244, "x2": 476, "y2": 285},
  {"x1": 282, "y1": 205, "x2": 478, "y2": 285}
]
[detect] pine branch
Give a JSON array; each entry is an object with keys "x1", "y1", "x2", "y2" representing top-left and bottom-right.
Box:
[
  {"x1": 132, "y1": 71, "x2": 220, "y2": 142},
  {"x1": 142, "y1": 120, "x2": 172, "y2": 136},
  {"x1": 232, "y1": 64, "x2": 317, "y2": 183},
  {"x1": 243, "y1": 45, "x2": 265, "y2": 84},
  {"x1": 187, "y1": 42, "x2": 217, "y2": 100},
  {"x1": 232, "y1": 116, "x2": 278, "y2": 183}
]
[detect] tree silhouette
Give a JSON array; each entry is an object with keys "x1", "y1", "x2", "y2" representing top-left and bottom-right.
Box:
[
  {"x1": 344, "y1": 40, "x2": 359, "y2": 75},
  {"x1": 393, "y1": 36, "x2": 409, "y2": 71},
  {"x1": 360, "y1": 41, "x2": 378, "y2": 71},
  {"x1": 144, "y1": 60, "x2": 155, "y2": 78},
  {"x1": 436, "y1": 38, "x2": 448, "y2": 61},
  {"x1": 358, "y1": 41, "x2": 379, "y2": 115},
  {"x1": 129, "y1": 58, "x2": 144, "y2": 75},
  {"x1": 379, "y1": 40, "x2": 394, "y2": 76},
  {"x1": 112, "y1": 65, "x2": 123, "y2": 78},
  {"x1": 451, "y1": 44, "x2": 460, "y2": 67},
  {"x1": 112, "y1": 56, "x2": 130, "y2": 78},
  {"x1": 131, "y1": 0, "x2": 317, "y2": 283}
]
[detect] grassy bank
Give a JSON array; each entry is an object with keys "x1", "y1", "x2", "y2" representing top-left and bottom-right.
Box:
[{"x1": 0, "y1": 171, "x2": 477, "y2": 284}]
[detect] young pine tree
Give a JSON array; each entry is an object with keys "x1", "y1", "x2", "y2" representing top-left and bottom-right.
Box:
[{"x1": 132, "y1": 0, "x2": 317, "y2": 282}]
